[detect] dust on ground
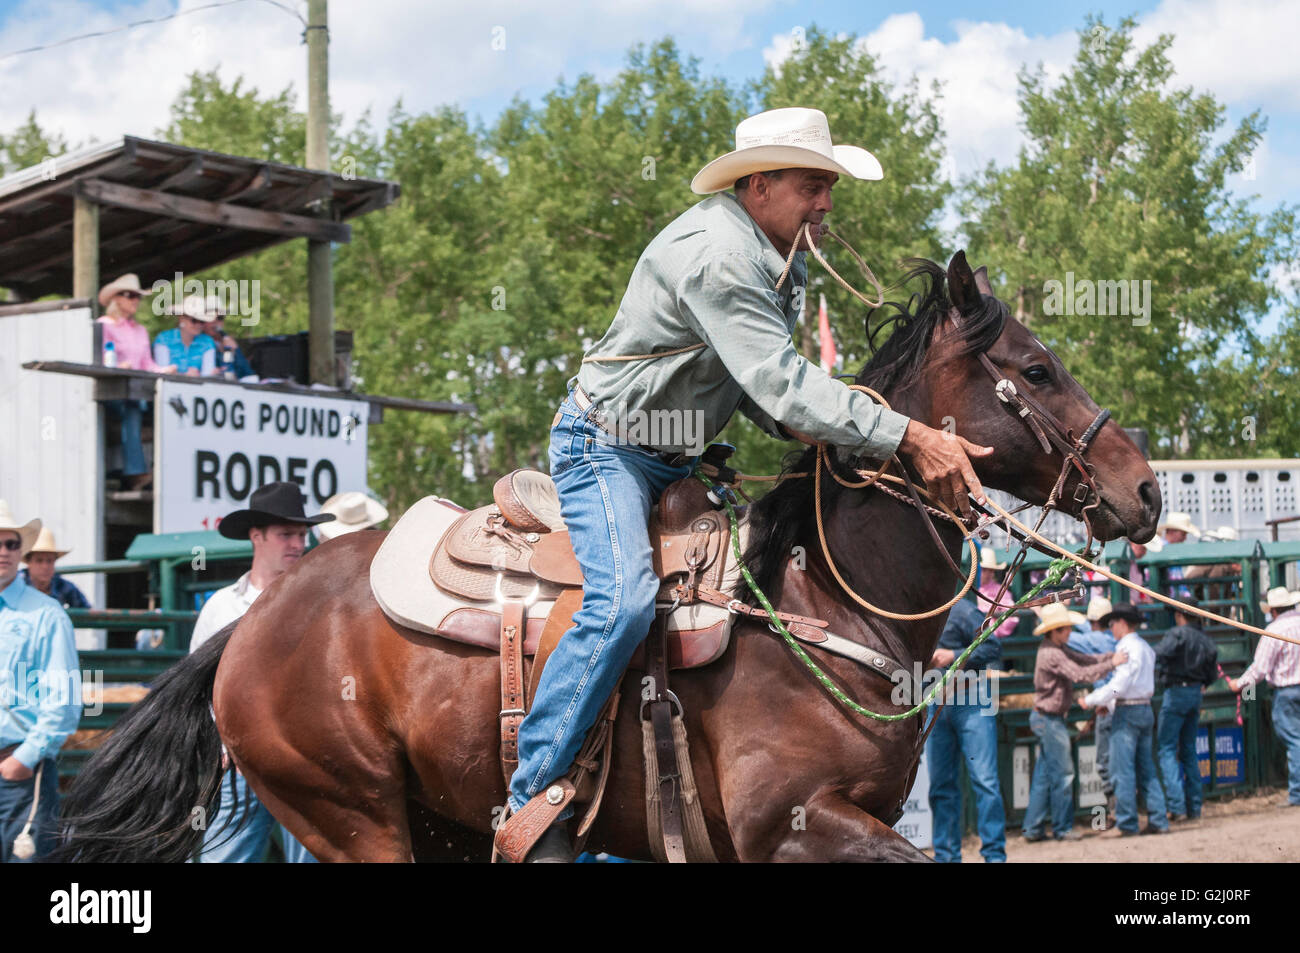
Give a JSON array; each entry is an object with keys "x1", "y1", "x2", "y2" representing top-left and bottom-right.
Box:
[{"x1": 933, "y1": 788, "x2": 1300, "y2": 863}]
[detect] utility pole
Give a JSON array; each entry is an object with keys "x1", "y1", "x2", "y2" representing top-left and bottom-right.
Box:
[{"x1": 306, "y1": 0, "x2": 334, "y2": 385}]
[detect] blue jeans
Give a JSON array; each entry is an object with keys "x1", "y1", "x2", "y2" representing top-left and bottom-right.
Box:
[
  {"x1": 1272, "y1": 686, "x2": 1300, "y2": 805},
  {"x1": 105, "y1": 399, "x2": 149, "y2": 476},
  {"x1": 1096, "y1": 708, "x2": 1113, "y2": 795},
  {"x1": 196, "y1": 768, "x2": 318, "y2": 863},
  {"x1": 508, "y1": 393, "x2": 694, "y2": 816},
  {"x1": 1023, "y1": 710, "x2": 1075, "y2": 838},
  {"x1": 1109, "y1": 702, "x2": 1168, "y2": 833},
  {"x1": 926, "y1": 692, "x2": 1006, "y2": 862},
  {"x1": 1157, "y1": 685, "x2": 1203, "y2": 817},
  {"x1": 0, "y1": 758, "x2": 59, "y2": 863}
]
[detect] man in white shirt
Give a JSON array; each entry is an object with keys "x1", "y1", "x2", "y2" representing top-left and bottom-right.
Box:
[
  {"x1": 1082, "y1": 602, "x2": 1169, "y2": 836},
  {"x1": 1229, "y1": 588, "x2": 1300, "y2": 806},
  {"x1": 191, "y1": 482, "x2": 335, "y2": 861}
]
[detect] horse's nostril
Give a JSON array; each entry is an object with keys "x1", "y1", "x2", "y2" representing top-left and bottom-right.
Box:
[{"x1": 1138, "y1": 480, "x2": 1159, "y2": 517}]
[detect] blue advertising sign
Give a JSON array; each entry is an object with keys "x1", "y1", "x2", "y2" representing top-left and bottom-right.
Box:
[
  {"x1": 1196, "y1": 727, "x2": 1211, "y2": 782},
  {"x1": 1213, "y1": 725, "x2": 1245, "y2": 785}
]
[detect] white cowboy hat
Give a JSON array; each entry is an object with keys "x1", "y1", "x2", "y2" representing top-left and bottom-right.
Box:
[
  {"x1": 979, "y1": 548, "x2": 1007, "y2": 572},
  {"x1": 1203, "y1": 526, "x2": 1239, "y2": 542},
  {"x1": 1158, "y1": 512, "x2": 1201, "y2": 538},
  {"x1": 1086, "y1": 595, "x2": 1113, "y2": 622},
  {"x1": 691, "y1": 107, "x2": 883, "y2": 195},
  {"x1": 203, "y1": 294, "x2": 227, "y2": 320},
  {"x1": 1131, "y1": 535, "x2": 1163, "y2": 554},
  {"x1": 98, "y1": 273, "x2": 146, "y2": 307},
  {"x1": 0, "y1": 500, "x2": 42, "y2": 556},
  {"x1": 22, "y1": 526, "x2": 70, "y2": 560},
  {"x1": 1033, "y1": 603, "x2": 1088, "y2": 637},
  {"x1": 1261, "y1": 587, "x2": 1300, "y2": 611},
  {"x1": 316, "y1": 491, "x2": 388, "y2": 541},
  {"x1": 166, "y1": 294, "x2": 216, "y2": 322}
]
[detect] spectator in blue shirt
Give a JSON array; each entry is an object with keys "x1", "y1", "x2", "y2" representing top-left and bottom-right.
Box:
[
  {"x1": 19, "y1": 528, "x2": 90, "y2": 610},
  {"x1": 0, "y1": 502, "x2": 82, "y2": 862},
  {"x1": 1069, "y1": 596, "x2": 1118, "y2": 815},
  {"x1": 924, "y1": 594, "x2": 1006, "y2": 863},
  {"x1": 153, "y1": 295, "x2": 218, "y2": 376}
]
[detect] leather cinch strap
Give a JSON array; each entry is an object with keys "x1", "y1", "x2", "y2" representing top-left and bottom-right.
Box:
[
  {"x1": 644, "y1": 611, "x2": 687, "y2": 863},
  {"x1": 499, "y1": 600, "x2": 527, "y2": 786}
]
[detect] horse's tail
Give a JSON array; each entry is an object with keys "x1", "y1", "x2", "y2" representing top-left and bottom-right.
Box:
[{"x1": 52, "y1": 623, "x2": 236, "y2": 863}]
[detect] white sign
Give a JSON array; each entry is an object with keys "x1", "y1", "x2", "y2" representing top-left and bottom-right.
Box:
[
  {"x1": 1013, "y1": 745, "x2": 1032, "y2": 810},
  {"x1": 1077, "y1": 743, "x2": 1105, "y2": 808},
  {"x1": 155, "y1": 379, "x2": 368, "y2": 533},
  {"x1": 894, "y1": 749, "x2": 933, "y2": 850}
]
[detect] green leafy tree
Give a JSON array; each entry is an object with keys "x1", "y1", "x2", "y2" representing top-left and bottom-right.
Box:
[
  {"x1": 961, "y1": 16, "x2": 1297, "y2": 458},
  {"x1": 0, "y1": 109, "x2": 68, "y2": 175}
]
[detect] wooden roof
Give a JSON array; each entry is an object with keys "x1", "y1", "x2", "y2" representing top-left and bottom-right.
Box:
[{"x1": 0, "y1": 136, "x2": 400, "y2": 299}]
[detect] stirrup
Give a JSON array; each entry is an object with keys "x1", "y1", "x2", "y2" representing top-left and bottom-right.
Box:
[{"x1": 493, "y1": 779, "x2": 576, "y2": 864}]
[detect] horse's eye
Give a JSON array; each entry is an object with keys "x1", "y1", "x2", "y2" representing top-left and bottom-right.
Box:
[{"x1": 1024, "y1": 365, "x2": 1051, "y2": 385}]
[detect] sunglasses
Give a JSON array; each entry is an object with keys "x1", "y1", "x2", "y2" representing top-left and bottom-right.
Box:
[
  {"x1": 0, "y1": 538, "x2": 22, "y2": 552},
  {"x1": 118, "y1": 291, "x2": 143, "y2": 300}
]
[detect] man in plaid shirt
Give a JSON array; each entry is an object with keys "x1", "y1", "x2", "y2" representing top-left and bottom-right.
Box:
[{"x1": 1230, "y1": 587, "x2": 1300, "y2": 806}]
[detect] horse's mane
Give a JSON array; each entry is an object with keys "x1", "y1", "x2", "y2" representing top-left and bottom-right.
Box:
[{"x1": 740, "y1": 258, "x2": 1008, "y2": 604}]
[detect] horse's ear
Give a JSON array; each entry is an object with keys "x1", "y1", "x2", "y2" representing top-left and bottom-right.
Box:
[
  {"x1": 973, "y1": 265, "x2": 994, "y2": 297},
  {"x1": 947, "y1": 250, "x2": 980, "y2": 316}
]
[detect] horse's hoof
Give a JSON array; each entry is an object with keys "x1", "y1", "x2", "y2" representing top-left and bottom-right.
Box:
[{"x1": 524, "y1": 824, "x2": 573, "y2": 863}]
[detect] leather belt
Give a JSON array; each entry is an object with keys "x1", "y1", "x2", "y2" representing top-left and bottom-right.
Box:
[
  {"x1": 1115, "y1": 697, "x2": 1152, "y2": 706},
  {"x1": 571, "y1": 385, "x2": 693, "y2": 467}
]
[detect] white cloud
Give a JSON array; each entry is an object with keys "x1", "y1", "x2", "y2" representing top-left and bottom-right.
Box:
[
  {"x1": 0, "y1": 0, "x2": 778, "y2": 153},
  {"x1": 1135, "y1": 0, "x2": 1300, "y2": 114}
]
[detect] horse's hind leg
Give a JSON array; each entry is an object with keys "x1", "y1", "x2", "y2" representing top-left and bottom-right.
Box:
[
  {"x1": 242, "y1": 748, "x2": 414, "y2": 863},
  {"x1": 735, "y1": 793, "x2": 932, "y2": 863}
]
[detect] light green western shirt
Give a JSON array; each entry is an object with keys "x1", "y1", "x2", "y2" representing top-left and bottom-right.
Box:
[{"x1": 574, "y1": 191, "x2": 910, "y2": 457}]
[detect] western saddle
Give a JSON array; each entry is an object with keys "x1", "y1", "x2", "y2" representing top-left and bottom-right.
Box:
[{"x1": 368, "y1": 443, "x2": 833, "y2": 861}]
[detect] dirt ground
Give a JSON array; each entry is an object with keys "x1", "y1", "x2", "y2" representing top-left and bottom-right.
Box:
[{"x1": 938, "y1": 788, "x2": 1300, "y2": 863}]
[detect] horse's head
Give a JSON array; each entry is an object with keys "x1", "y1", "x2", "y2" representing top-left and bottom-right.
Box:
[{"x1": 868, "y1": 250, "x2": 1160, "y2": 544}]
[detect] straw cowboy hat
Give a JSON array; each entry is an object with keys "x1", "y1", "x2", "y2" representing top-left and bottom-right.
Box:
[
  {"x1": 1203, "y1": 526, "x2": 1239, "y2": 542},
  {"x1": 97, "y1": 273, "x2": 146, "y2": 307},
  {"x1": 691, "y1": 107, "x2": 884, "y2": 195},
  {"x1": 1086, "y1": 595, "x2": 1113, "y2": 622},
  {"x1": 22, "y1": 526, "x2": 70, "y2": 560},
  {"x1": 1260, "y1": 587, "x2": 1300, "y2": 613},
  {"x1": 203, "y1": 294, "x2": 227, "y2": 320},
  {"x1": 0, "y1": 500, "x2": 42, "y2": 555},
  {"x1": 979, "y1": 548, "x2": 1007, "y2": 572},
  {"x1": 316, "y1": 492, "x2": 388, "y2": 541},
  {"x1": 1032, "y1": 603, "x2": 1087, "y2": 637},
  {"x1": 218, "y1": 482, "x2": 335, "y2": 540},
  {"x1": 1157, "y1": 512, "x2": 1201, "y2": 538}
]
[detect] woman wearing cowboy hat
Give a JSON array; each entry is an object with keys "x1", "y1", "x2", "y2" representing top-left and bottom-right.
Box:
[
  {"x1": 96, "y1": 274, "x2": 178, "y2": 490},
  {"x1": 1021, "y1": 604, "x2": 1126, "y2": 843},
  {"x1": 499, "y1": 106, "x2": 995, "y2": 862}
]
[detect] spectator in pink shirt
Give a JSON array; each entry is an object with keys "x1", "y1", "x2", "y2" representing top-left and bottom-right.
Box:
[
  {"x1": 974, "y1": 548, "x2": 1020, "y2": 638},
  {"x1": 96, "y1": 274, "x2": 175, "y2": 490}
]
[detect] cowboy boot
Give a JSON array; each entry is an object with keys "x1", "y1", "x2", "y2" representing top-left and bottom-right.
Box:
[{"x1": 525, "y1": 823, "x2": 573, "y2": 863}]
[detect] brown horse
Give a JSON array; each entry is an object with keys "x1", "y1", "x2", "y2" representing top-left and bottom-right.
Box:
[{"x1": 57, "y1": 252, "x2": 1160, "y2": 862}]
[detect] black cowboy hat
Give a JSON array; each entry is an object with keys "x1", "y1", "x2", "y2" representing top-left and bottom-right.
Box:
[
  {"x1": 218, "y1": 482, "x2": 336, "y2": 540},
  {"x1": 1099, "y1": 601, "x2": 1144, "y2": 629}
]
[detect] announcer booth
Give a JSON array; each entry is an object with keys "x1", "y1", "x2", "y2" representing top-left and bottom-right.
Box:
[{"x1": 0, "y1": 137, "x2": 473, "y2": 655}]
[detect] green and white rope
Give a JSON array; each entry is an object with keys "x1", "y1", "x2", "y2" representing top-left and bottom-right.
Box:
[{"x1": 697, "y1": 472, "x2": 1073, "y2": 722}]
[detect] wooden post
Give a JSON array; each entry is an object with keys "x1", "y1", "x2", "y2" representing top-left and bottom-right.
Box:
[
  {"x1": 306, "y1": 0, "x2": 334, "y2": 386},
  {"x1": 73, "y1": 196, "x2": 100, "y2": 311}
]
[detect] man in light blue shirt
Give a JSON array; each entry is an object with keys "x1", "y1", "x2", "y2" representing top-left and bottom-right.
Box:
[
  {"x1": 497, "y1": 107, "x2": 994, "y2": 862},
  {"x1": 1069, "y1": 596, "x2": 1118, "y2": 814},
  {"x1": 0, "y1": 502, "x2": 82, "y2": 862}
]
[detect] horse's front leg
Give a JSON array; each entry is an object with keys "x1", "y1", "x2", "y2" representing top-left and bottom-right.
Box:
[{"x1": 731, "y1": 791, "x2": 932, "y2": 863}]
